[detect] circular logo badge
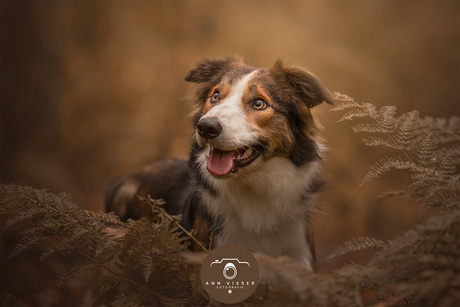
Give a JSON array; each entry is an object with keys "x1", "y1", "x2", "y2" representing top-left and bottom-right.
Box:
[{"x1": 201, "y1": 245, "x2": 259, "y2": 304}]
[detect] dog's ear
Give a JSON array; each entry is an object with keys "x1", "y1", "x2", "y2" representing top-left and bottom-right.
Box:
[
  {"x1": 185, "y1": 57, "x2": 238, "y2": 83},
  {"x1": 274, "y1": 60, "x2": 334, "y2": 108}
]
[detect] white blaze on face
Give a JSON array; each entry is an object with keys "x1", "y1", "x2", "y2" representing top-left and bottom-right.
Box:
[{"x1": 200, "y1": 70, "x2": 259, "y2": 150}]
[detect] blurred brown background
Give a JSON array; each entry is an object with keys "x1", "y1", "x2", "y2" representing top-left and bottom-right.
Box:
[{"x1": 1, "y1": 0, "x2": 459, "y2": 304}]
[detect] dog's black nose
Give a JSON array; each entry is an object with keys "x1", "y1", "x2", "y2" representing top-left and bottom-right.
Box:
[{"x1": 197, "y1": 117, "x2": 222, "y2": 139}]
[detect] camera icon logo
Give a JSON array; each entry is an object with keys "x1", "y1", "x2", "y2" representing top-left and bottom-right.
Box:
[
  {"x1": 201, "y1": 245, "x2": 259, "y2": 304},
  {"x1": 210, "y1": 258, "x2": 250, "y2": 280}
]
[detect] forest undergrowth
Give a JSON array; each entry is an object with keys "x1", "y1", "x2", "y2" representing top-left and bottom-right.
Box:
[{"x1": 1, "y1": 93, "x2": 459, "y2": 306}]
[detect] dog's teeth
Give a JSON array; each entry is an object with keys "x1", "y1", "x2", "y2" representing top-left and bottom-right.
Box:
[{"x1": 241, "y1": 148, "x2": 252, "y2": 160}]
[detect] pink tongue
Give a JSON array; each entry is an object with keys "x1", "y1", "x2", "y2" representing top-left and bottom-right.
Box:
[{"x1": 207, "y1": 148, "x2": 235, "y2": 176}]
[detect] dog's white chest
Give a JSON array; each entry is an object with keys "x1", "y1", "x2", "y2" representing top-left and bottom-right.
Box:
[
  {"x1": 214, "y1": 215, "x2": 314, "y2": 270},
  {"x1": 200, "y1": 156, "x2": 320, "y2": 270}
]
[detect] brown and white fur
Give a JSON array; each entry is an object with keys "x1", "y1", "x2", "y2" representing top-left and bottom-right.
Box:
[{"x1": 105, "y1": 57, "x2": 333, "y2": 272}]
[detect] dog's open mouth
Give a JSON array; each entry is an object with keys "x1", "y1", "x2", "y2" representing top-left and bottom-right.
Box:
[{"x1": 207, "y1": 145, "x2": 263, "y2": 176}]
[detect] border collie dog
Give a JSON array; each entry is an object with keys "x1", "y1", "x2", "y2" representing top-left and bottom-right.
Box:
[{"x1": 106, "y1": 57, "x2": 333, "y2": 271}]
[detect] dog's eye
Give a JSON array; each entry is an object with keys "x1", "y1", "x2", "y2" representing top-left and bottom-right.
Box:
[
  {"x1": 210, "y1": 91, "x2": 220, "y2": 103},
  {"x1": 252, "y1": 99, "x2": 268, "y2": 110}
]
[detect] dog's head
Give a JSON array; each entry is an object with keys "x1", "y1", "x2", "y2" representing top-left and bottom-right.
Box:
[{"x1": 186, "y1": 57, "x2": 333, "y2": 177}]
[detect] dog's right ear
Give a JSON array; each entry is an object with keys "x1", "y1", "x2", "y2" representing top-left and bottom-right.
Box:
[{"x1": 185, "y1": 57, "x2": 237, "y2": 83}]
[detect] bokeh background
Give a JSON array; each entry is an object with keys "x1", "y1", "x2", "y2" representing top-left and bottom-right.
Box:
[{"x1": 1, "y1": 1, "x2": 459, "y2": 305}]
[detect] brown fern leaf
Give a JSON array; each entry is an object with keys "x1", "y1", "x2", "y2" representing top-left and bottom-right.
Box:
[{"x1": 328, "y1": 236, "x2": 388, "y2": 259}]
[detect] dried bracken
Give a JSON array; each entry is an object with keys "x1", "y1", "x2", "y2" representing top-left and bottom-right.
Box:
[
  {"x1": 331, "y1": 93, "x2": 460, "y2": 212},
  {"x1": 1, "y1": 94, "x2": 459, "y2": 306}
]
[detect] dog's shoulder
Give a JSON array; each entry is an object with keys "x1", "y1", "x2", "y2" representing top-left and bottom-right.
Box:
[{"x1": 105, "y1": 158, "x2": 194, "y2": 222}]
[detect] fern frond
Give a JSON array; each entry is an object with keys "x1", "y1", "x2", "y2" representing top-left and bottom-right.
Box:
[
  {"x1": 119, "y1": 215, "x2": 185, "y2": 286},
  {"x1": 417, "y1": 116, "x2": 460, "y2": 138},
  {"x1": 436, "y1": 132, "x2": 460, "y2": 145},
  {"x1": 362, "y1": 136, "x2": 400, "y2": 149},
  {"x1": 352, "y1": 122, "x2": 388, "y2": 134},
  {"x1": 4, "y1": 206, "x2": 51, "y2": 229},
  {"x1": 56, "y1": 257, "x2": 101, "y2": 288},
  {"x1": 393, "y1": 110, "x2": 419, "y2": 149},
  {"x1": 92, "y1": 275, "x2": 123, "y2": 302},
  {"x1": 8, "y1": 232, "x2": 43, "y2": 259},
  {"x1": 83, "y1": 210, "x2": 125, "y2": 227},
  {"x1": 361, "y1": 156, "x2": 414, "y2": 186},
  {"x1": 39, "y1": 226, "x2": 90, "y2": 261},
  {"x1": 1, "y1": 184, "x2": 80, "y2": 230},
  {"x1": 328, "y1": 236, "x2": 387, "y2": 259},
  {"x1": 434, "y1": 154, "x2": 457, "y2": 177},
  {"x1": 1, "y1": 183, "x2": 196, "y2": 304},
  {"x1": 368, "y1": 210, "x2": 460, "y2": 305},
  {"x1": 330, "y1": 93, "x2": 360, "y2": 110},
  {"x1": 113, "y1": 288, "x2": 156, "y2": 306},
  {"x1": 136, "y1": 194, "x2": 208, "y2": 252},
  {"x1": 438, "y1": 143, "x2": 460, "y2": 165},
  {"x1": 336, "y1": 108, "x2": 370, "y2": 122},
  {"x1": 0, "y1": 184, "x2": 42, "y2": 207},
  {"x1": 335, "y1": 261, "x2": 366, "y2": 276},
  {"x1": 160, "y1": 295, "x2": 189, "y2": 307},
  {"x1": 331, "y1": 93, "x2": 379, "y2": 123},
  {"x1": 332, "y1": 95, "x2": 459, "y2": 212},
  {"x1": 415, "y1": 131, "x2": 437, "y2": 167},
  {"x1": 377, "y1": 105, "x2": 398, "y2": 131}
]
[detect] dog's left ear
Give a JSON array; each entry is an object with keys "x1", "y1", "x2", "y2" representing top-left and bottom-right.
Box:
[
  {"x1": 185, "y1": 57, "x2": 238, "y2": 83},
  {"x1": 275, "y1": 60, "x2": 334, "y2": 108}
]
